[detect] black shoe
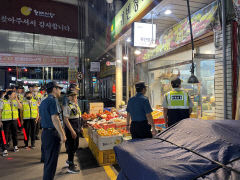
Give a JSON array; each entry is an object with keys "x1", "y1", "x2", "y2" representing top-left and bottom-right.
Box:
[
  {"x1": 67, "y1": 165, "x2": 80, "y2": 174},
  {"x1": 35, "y1": 136, "x2": 40, "y2": 140}
]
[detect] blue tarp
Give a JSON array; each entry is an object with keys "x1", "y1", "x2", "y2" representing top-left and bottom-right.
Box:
[{"x1": 114, "y1": 119, "x2": 240, "y2": 180}]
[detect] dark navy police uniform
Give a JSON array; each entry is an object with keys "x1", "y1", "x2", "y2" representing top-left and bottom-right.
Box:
[
  {"x1": 127, "y1": 92, "x2": 153, "y2": 139},
  {"x1": 39, "y1": 94, "x2": 61, "y2": 180}
]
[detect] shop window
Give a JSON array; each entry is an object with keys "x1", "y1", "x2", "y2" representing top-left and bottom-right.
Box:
[{"x1": 150, "y1": 59, "x2": 215, "y2": 120}]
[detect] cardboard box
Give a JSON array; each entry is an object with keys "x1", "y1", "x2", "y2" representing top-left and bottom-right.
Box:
[
  {"x1": 89, "y1": 102, "x2": 104, "y2": 114},
  {"x1": 97, "y1": 135, "x2": 123, "y2": 151}
]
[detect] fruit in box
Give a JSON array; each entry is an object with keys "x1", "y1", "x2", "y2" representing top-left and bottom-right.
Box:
[
  {"x1": 97, "y1": 129, "x2": 109, "y2": 136},
  {"x1": 107, "y1": 128, "x2": 120, "y2": 135},
  {"x1": 152, "y1": 110, "x2": 163, "y2": 119}
]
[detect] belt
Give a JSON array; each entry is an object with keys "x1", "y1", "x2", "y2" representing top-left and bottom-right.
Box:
[{"x1": 43, "y1": 128, "x2": 56, "y2": 130}]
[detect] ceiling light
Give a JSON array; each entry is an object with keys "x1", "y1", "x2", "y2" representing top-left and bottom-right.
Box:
[
  {"x1": 134, "y1": 49, "x2": 141, "y2": 55},
  {"x1": 123, "y1": 55, "x2": 128, "y2": 60},
  {"x1": 164, "y1": 9, "x2": 172, "y2": 15},
  {"x1": 116, "y1": 59, "x2": 121, "y2": 63},
  {"x1": 126, "y1": 37, "x2": 131, "y2": 42}
]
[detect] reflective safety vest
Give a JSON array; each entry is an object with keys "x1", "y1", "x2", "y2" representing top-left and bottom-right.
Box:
[
  {"x1": 1, "y1": 100, "x2": 19, "y2": 121},
  {"x1": 68, "y1": 103, "x2": 81, "y2": 120},
  {"x1": 166, "y1": 90, "x2": 190, "y2": 109},
  {"x1": 22, "y1": 99, "x2": 38, "y2": 119},
  {"x1": 18, "y1": 94, "x2": 24, "y2": 102}
]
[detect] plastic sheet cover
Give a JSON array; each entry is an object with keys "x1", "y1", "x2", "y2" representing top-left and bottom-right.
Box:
[{"x1": 114, "y1": 119, "x2": 240, "y2": 180}]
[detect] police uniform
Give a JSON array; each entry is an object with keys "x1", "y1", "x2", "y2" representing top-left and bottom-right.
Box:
[
  {"x1": 126, "y1": 82, "x2": 153, "y2": 139},
  {"x1": 22, "y1": 98, "x2": 38, "y2": 147},
  {"x1": 39, "y1": 83, "x2": 62, "y2": 180},
  {"x1": 0, "y1": 99, "x2": 20, "y2": 151},
  {"x1": 63, "y1": 99, "x2": 81, "y2": 166},
  {"x1": 34, "y1": 92, "x2": 42, "y2": 139},
  {"x1": 162, "y1": 88, "x2": 193, "y2": 126}
]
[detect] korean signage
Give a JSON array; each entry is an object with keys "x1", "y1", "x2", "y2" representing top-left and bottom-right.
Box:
[
  {"x1": 90, "y1": 62, "x2": 101, "y2": 72},
  {"x1": 136, "y1": 1, "x2": 218, "y2": 64},
  {"x1": 233, "y1": 0, "x2": 240, "y2": 24},
  {"x1": 0, "y1": 0, "x2": 78, "y2": 38},
  {"x1": 111, "y1": 0, "x2": 156, "y2": 41},
  {"x1": 0, "y1": 53, "x2": 78, "y2": 67},
  {"x1": 132, "y1": 22, "x2": 156, "y2": 48}
]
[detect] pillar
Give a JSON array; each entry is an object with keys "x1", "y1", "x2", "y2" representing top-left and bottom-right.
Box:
[{"x1": 116, "y1": 42, "x2": 122, "y2": 109}]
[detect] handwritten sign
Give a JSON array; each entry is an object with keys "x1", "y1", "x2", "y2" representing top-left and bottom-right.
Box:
[{"x1": 89, "y1": 103, "x2": 104, "y2": 114}]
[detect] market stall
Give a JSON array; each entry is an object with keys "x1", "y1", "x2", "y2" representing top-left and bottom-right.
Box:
[{"x1": 82, "y1": 103, "x2": 166, "y2": 166}]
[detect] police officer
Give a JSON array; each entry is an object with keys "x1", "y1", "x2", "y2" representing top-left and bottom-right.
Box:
[
  {"x1": 21, "y1": 91, "x2": 39, "y2": 149},
  {"x1": 0, "y1": 90, "x2": 22, "y2": 156},
  {"x1": 39, "y1": 81, "x2": 66, "y2": 180},
  {"x1": 162, "y1": 77, "x2": 193, "y2": 127},
  {"x1": 62, "y1": 83, "x2": 79, "y2": 106},
  {"x1": 17, "y1": 86, "x2": 25, "y2": 102},
  {"x1": 63, "y1": 91, "x2": 81, "y2": 173},
  {"x1": 126, "y1": 82, "x2": 157, "y2": 139}
]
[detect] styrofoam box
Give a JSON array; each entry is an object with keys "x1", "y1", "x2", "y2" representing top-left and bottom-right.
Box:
[
  {"x1": 97, "y1": 135, "x2": 123, "y2": 151},
  {"x1": 88, "y1": 126, "x2": 93, "y2": 139},
  {"x1": 92, "y1": 130, "x2": 98, "y2": 145}
]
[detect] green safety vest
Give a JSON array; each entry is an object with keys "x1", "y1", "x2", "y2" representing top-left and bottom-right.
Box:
[
  {"x1": 22, "y1": 99, "x2": 38, "y2": 119},
  {"x1": 18, "y1": 94, "x2": 24, "y2": 102},
  {"x1": 69, "y1": 103, "x2": 81, "y2": 119},
  {"x1": 166, "y1": 90, "x2": 190, "y2": 109},
  {"x1": 1, "y1": 100, "x2": 19, "y2": 121}
]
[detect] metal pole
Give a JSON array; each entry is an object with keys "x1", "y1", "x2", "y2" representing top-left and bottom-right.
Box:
[
  {"x1": 51, "y1": 67, "x2": 53, "y2": 80},
  {"x1": 126, "y1": 42, "x2": 129, "y2": 102},
  {"x1": 42, "y1": 67, "x2": 45, "y2": 82},
  {"x1": 77, "y1": 0, "x2": 81, "y2": 97},
  {"x1": 221, "y1": 0, "x2": 227, "y2": 119}
]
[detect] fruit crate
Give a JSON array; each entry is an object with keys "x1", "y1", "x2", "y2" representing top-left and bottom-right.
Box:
[
  {"x1": 82, "y1": 128, "x2": 89, "y2": 138},
  {"x1": 88, "y1": 137, "x2": 117, "y2": 166}
]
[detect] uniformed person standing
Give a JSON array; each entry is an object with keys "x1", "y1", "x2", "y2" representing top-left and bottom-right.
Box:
[
  {"x1": 126, "y1": 82, "x2": 157, "y2": 139},
  {"x1": 21, "y1": 91, "x2": 39, "y2": 148},
  {"x1": 162, "y1": 77, "x2": 193, "y2": 127},
  {"x1": 17, "y1": 86, "x2": 25, "y2": 102},
  {"x1": 63, "y1": 91, "x2": 81, "y2": 174},
  {"x1": 0, "y1": 90, "x2": 22, "y2": 156},
  {"x1": 39, "y1": 81, "x2": 66, "y2": 180}
]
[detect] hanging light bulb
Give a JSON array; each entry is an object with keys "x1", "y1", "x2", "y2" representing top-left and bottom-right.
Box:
[{"x1": 134, "y1": 49, "x2": 141, "y2": 55}]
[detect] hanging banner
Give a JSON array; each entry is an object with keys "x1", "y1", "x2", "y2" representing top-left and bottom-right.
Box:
[
  {"x1": 0, "y1": 0, "x2": 78, "y2": 38},
  {"x1": 136, "y1": 1, "x2": 218, "y2": 64},
  {"x1": 0, "y1": 53, "x2": 78, "y2": 67},
  {"x1": 111, "y1": 0, "x2": 157, "y2": 42},
  {"x1": 233, "y1": 0, "x2": 240, "y2": 24}
]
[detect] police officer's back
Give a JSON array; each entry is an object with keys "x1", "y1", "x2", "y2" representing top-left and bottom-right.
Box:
[
  {"x1": 162, "y1": 77, "x2": 193, "y2": 127},
  {"x1": 126, "y1": 82, "x2": 157, "y2": 139}
]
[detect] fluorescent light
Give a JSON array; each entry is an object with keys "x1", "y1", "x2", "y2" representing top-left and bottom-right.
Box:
[
  {"x1": 123, "y1": 55, "x2": 128, "y2": 60},
  {"x1": 126, "y1": 37, "x2": 131, "y2": 42},
  {"x1": 164, "y1": 9, "x2": 172, "y2": 15},
  {"x1": 134, "y1": 49, "x2": 141, "y2": 55},
  {"x1": 116, "y1": 59, "x2": 121, "y2": 63}
]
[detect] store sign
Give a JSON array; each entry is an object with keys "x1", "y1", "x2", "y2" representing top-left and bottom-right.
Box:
[
  {"x1": 89, "y1": 102, "x2": 104, "y2": 114},
  {"x1": 111, "y1": 0, "x2": 155, "y2": 41},
  {"x1": 132, "y1": 22, "x2": 156, "y2": 48},
  {"x1": 90, "y1": 62, "x2": 100, "y2": 72},
  {"x1": 0, "y1": 53, "x2": 78, "y2": 67},
  {"x1": 136, "y1": 1, "x2": 218, "y2": 64},
  {"x1": 0, "y1": 0, "x2": 77, "y2": 38},
  {"x1": 233, "y1": 0, "x2": 240, "y2": 24}
]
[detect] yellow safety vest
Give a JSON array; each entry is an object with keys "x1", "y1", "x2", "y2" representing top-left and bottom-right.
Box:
[
  {"x1": 22, "y1": 99, "x2": 38, "y2": 119},
  {"x1": 166, "y1": 90, "x2": 189, "y2": 109},
  {"x1": 1, "y1": 100, "x2": 19, "y2": 121},
  {"x1": 69, "y1": 103, "x2": 81, "y2": 119},
  {"x1": 18, "y1": 94, "x2": 24, "y2": 102}
]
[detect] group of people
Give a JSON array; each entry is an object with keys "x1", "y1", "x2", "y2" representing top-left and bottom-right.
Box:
[
  {"x1": 0, "y1": 84, "x2": 43, "y2": 157},
  {"x1": 0, "y1": 82, "x2": 82, "y2": 180},
  {"x1": 126, "y1": 77, "x2": 193, "y2": 139}
]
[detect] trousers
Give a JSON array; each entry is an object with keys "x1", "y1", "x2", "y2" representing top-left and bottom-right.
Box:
[
  {"x1": 130, "y1": 120, "x2": 152, "y2": 139},
  {"x1": 1, "y1": 120, "x2": 18, "y2": 150},
  {"x1": 23, "y1": 119, "x2": 36, "y2": 146},
  {"x1": 42, "y1": 129, "x2": 61, "y2": 180},
  {"x1": 65, "y1": 127, "x2": 79, "y2": 164}
]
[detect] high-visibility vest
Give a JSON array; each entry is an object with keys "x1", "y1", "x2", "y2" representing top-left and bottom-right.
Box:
[
  {"x1": 1, "y1": 100, "x2": 19, "y2": 121},
  {"x1": 166, "y1": 90, "x2": 190, "y2": 109},
  {"x1": 68, "y1": 103, "x2": 81, "y2": 119},
  {"x1": 18, "y1": 94, "x2": 24, "y2": 102},
  {"x1": 22, "y1": 99, "x2": 38, "y2": 119}
]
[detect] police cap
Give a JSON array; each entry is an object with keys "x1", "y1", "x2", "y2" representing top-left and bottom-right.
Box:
[
  {"x1": 67, "y1": 90, "x2": 78, "y2": 97},
  {"x1": 69, "y1": 83, "x2": 80, "y2": 90},
  {"x1": 171, "y1": 77, "x2": 181, "y2": 87},
  {"x1": 46, "y1": 81, "x2": 63, "y2": 90},
  {"x1": 135, "y1": 82, "x2": 147, "y2": 89}
]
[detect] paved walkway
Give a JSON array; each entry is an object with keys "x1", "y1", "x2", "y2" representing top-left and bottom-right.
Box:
[{"x1": 0, "y1": 133, "x2": 118, "y2": 180}]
